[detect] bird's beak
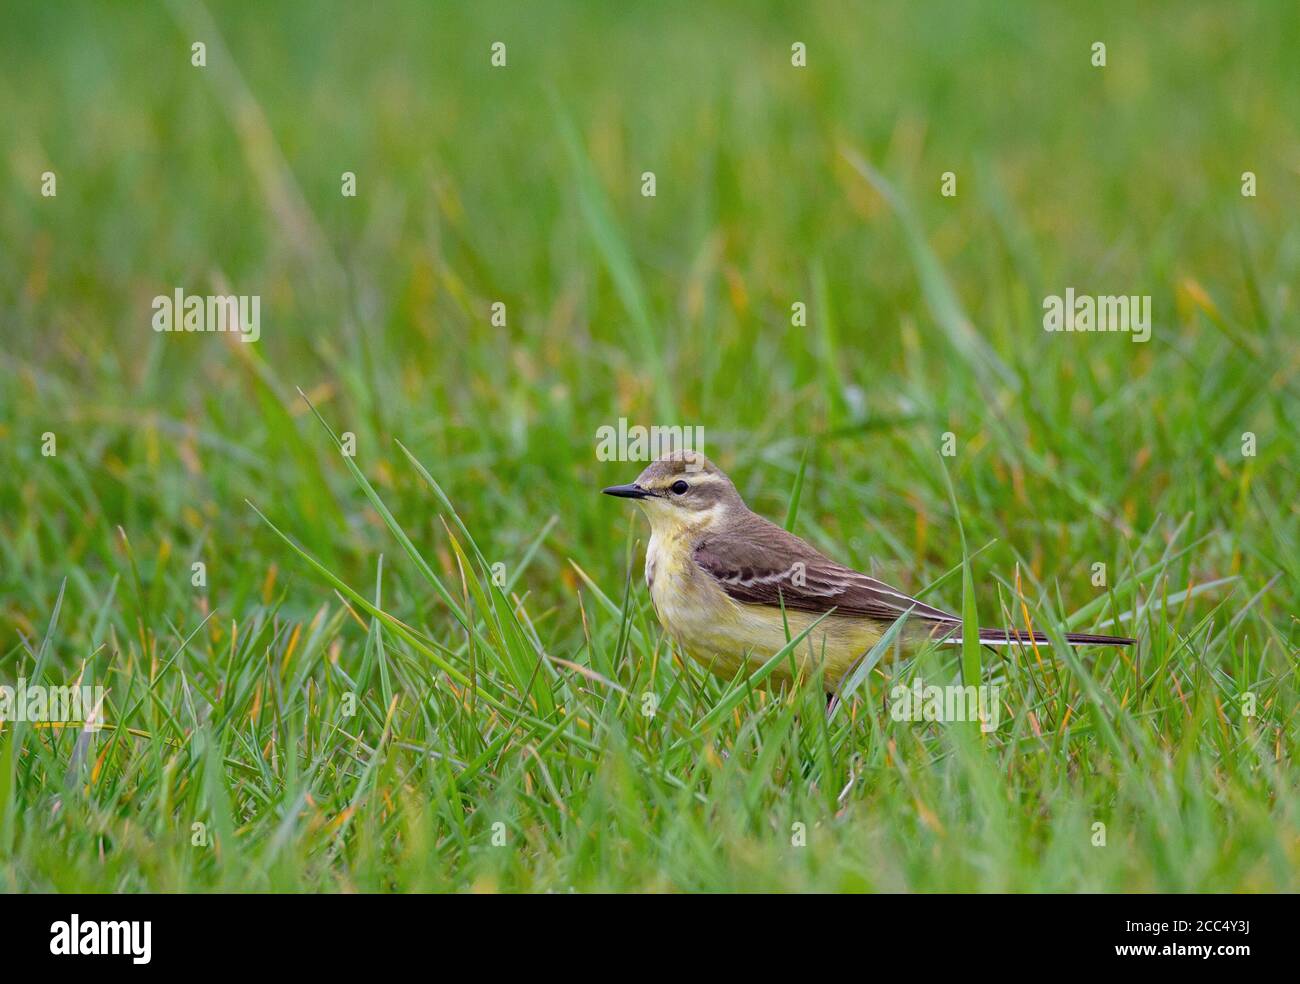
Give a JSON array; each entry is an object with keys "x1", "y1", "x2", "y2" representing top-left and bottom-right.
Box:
[{"x1": 602, "y1": 482, "x2": 652, "y2": 499}]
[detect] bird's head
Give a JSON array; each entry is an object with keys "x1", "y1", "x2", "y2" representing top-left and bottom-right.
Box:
[{"x1": 602, "y1": 450, "x2": 744, "y2": 537}]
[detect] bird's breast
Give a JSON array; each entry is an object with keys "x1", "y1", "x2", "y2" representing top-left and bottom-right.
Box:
[
  {"x1": 644, "y1": 532, "x2": 886, "y2": 686},
  {"x1": 646, "y1": 531, "x2": 714, "y2": 626}
]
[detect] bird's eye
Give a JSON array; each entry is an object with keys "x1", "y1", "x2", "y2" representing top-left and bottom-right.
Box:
[{"x1": 670, "y1": 480, "x2": 689, "y2": 496}]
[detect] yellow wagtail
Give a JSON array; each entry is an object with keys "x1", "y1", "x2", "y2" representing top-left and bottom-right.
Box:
[{"x1": 603, "y1": 450, "x2": 1134, "y2": 688}]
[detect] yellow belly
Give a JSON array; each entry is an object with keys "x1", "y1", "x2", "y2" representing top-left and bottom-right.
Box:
[{"x1": 647, "y1": 535, "x2": 884, "y2": 689}]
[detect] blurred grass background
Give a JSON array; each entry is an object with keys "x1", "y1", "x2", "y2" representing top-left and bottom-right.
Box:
[{"x1": 0, "y1": 0, "x2": 1297, "y2": 891}]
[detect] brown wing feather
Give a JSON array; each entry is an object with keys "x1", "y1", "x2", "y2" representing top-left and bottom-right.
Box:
[{"x1": 692, "y1": 514, "x2": 958, "y2": 625}]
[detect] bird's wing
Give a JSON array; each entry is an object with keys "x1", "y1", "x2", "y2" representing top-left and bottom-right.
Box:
[{"x1": 692, "y1": 520, "x2": 959, "y2": 625}]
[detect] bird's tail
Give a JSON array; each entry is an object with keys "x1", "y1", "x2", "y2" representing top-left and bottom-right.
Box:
[{"x1": 942, "y1": 627, "x2": 1134, "y2": 647}]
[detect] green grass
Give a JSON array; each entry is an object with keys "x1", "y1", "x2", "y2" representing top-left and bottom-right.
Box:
[{"x1": 1, "y1": 0, "x2": 1297, "y2": 892}]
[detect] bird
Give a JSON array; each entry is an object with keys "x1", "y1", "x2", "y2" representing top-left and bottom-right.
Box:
[{"x1": 602, "y1": 450, "x2": 1134, "y2": 689}]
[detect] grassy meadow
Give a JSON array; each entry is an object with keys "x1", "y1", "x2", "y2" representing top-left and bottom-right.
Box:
[{"x1": 1, "y1": 0, "x2": 1297, "y2": 891}]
